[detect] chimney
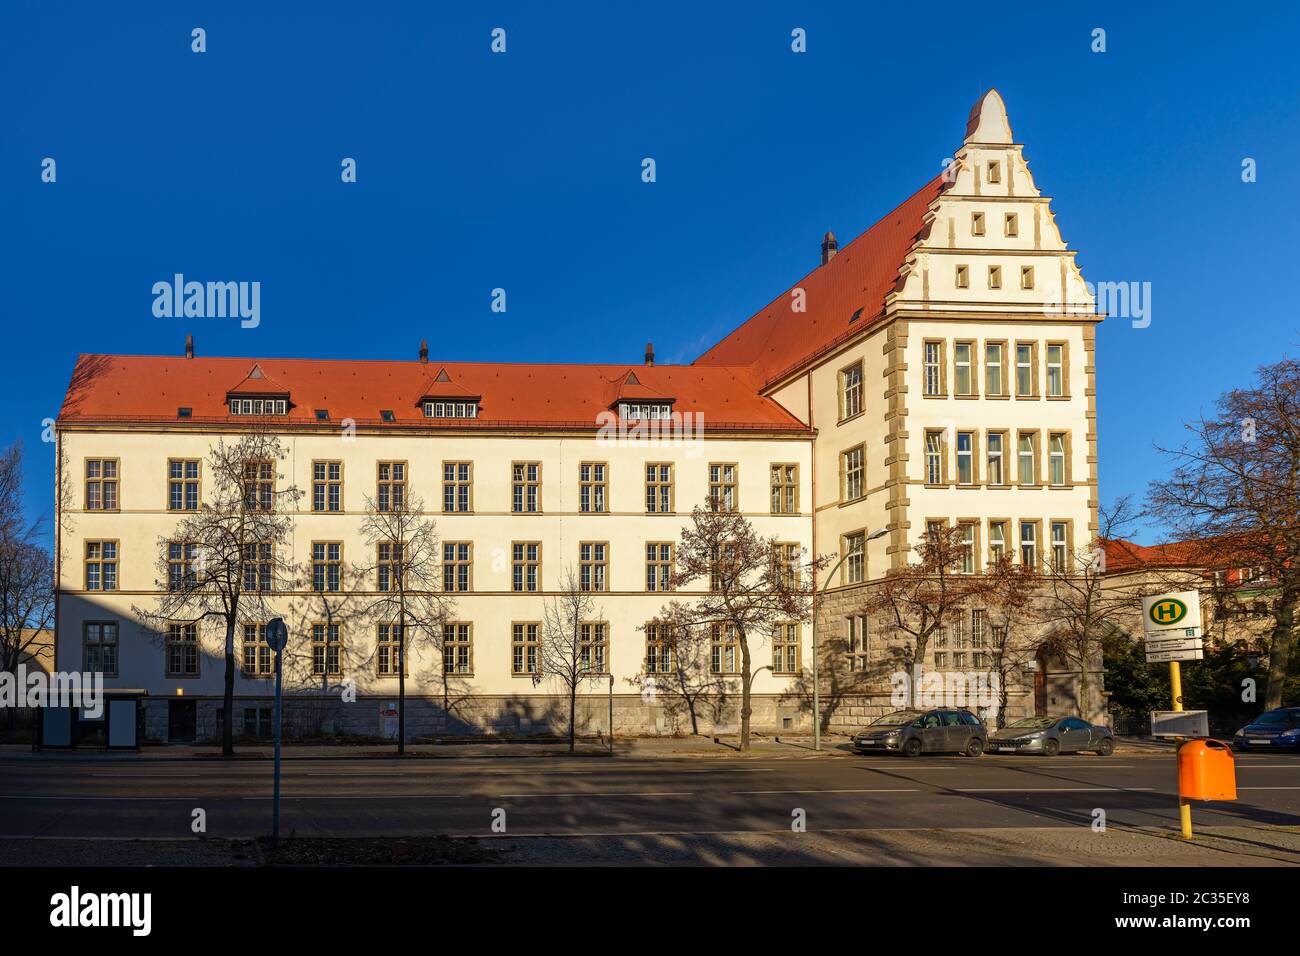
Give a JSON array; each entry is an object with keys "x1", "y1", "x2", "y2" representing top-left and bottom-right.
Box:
[
  {"x1": 644, "y1": 342, "x2": 655, "y2": 367},
  {"x1": 184, "y1": 334, "x2": 194, "y2": 359},
  {"x1": 821, "y1": 231, "x2": 838, "y2": 265},
  {"x1": 418, "y1": 339, "x2": 428, "y2": 364}
]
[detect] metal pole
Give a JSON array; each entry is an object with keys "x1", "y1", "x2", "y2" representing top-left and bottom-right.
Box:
[
  {"x1": 608, "y1": 675, "x2": 614, "y2": 754},
  {"x1": 272, "y1": 647, "x2": 283, "y2": 847},
  {"x1": 1170, "y1": 660, "x2": 1193, "y2": 840},
  {"x1": 813, "y1": 549, "x2": 853, "y2": 752}
]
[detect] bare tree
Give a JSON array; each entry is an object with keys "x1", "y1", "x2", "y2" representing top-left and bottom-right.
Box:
[
  {"x1": 663, "y1": 504, "x2": 822, "y2": 752},
  {"x1": 133, "y1": 433, "x2": 301, "y2": 756},
  {"x1": 357, "y1": 489, "x2": 452, "y2": 755},
  {"x1": 630, "y1": 608, "x2": 732, "y2": 736},
  {"x1": 1147, "y1": 357, "x2": 1300, "y2": 708},
  {"x1": 541, "y1": 567, "x2": 604, "y2": 752},
  {"x1": 982, "y1": 553, "x2": 1040, "y2": 728}
]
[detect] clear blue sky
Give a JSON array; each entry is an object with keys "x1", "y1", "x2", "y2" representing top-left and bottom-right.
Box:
[{"x1": 3, "y1": 2, "x2": 1296, "y2": 544}]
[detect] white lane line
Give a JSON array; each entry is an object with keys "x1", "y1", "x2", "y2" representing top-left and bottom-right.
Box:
[
  {"x1": 732, "y1": 789, "x2": 920, "y2": 795},
  {"x1": 494, "y1": 791, "x2": 694, "y2": 798},
  {"x1": 89, "y1": 773, "x2": 202, "y2": 778},
  {"x1": 1238, "y1": 786, "x2": 1300, "y2": 790},
  {"x1": 240, "y1": 794, "x2": 467, "y2": 800},
  {"x1": 1238, "y1": 766, "x2": 1300, "y2": 770},
  {"x1": 0, "y1": 795, "x2": 198, "y2": 801},
  {"x1": 955, "y1": 787, "x2": 1157, "y2": 793}
]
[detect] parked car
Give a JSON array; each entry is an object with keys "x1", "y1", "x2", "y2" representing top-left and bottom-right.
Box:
[
  {"x1": 986, "y1": 716, "x2": 1114, "y2": 756},
  {"x1": 1232, "y1": 707, "x2": 1300, "y2": 752},
  {"x1": 852, "y1": 708, "x2": 987, "y2": 757}
]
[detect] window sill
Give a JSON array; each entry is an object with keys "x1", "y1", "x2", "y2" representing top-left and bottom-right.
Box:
[{"x1": 838, "y1": 411, "x2": 865, "y2": 426}]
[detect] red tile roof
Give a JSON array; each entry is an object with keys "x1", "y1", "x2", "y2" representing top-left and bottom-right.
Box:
[
  {"x1": 58, "y1": 354, "x2": 808, "y2": 432},
  {"x1": 693, "y1": 173, "x2": 950, "y2": 384},
  {"x1": 1102, "y1": 538, "x2": 1213, "y2": 573}
]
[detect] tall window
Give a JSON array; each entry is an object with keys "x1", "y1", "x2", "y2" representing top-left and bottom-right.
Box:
[
  {"x1": 989, "y1": 521, "x2": 1008, "y2": 563},
  {"x1": 840, "y1": 362, "x2": 863, "y2": 419},
  {"x1": 646, "y1": 543, "x2": 673, "y2": 592},
  {"x1": 443, "y1": 462, "x2": 472, "y2": 513},
  {"x1": 442, "y1": 623, "x2": 473, "y2": 675},
  {"x1": 842, "y1": 445, "x2": 864, "y2": 501},
  {"x1": 846, "y1": 615, "x2": 869, "y2": 671},
  {"x1": 645, "y1": 621, "x2": 675, "y2": 674},
  {"x1": 1048, "y1": 433, "x2": 1067, "y2": 486},
  {"x1": 1046, "y1": 344, "x2": 1065, "y2": 396},
  {"x1": 580, "y1": 542, "x2": 608, "y2": 592},
  {"x1": 376, "y1": 623, "x2": 404, "y2": 676},
  {"x1": 243, "y1": 460, "x2": 274, "y2": 512},
  {"x1": 312, "y1": 461, "x2": 342, "y2": 512},
  {"x1": 1051, "y1": 522, "x2": 1070, "y2": 573},
  {"x1": 772, "y1": 623, "x2": 800, "y2": 674},
  {"x1": 512, "y1": 462, "x2": 541, "y2": 513},
  {"x1": 579, "y1": 462, "x2": 608, "y2": 513},
  {"x1": 579, "y1": 622, "x2": 608, "y2": 674},
  {"x1": 960, "y1": 523, "x2": 976, "y2": 574},
  {"x1": 1004, "y1": 212, "x2": 1019, "y2": 237},
  {"x1": 167, "y1": 542, "x2": 197, "y2": 591},
  {"x1": 85, "y1": 541, "x2": 118, "y2": 591},
  {"x1": 242, "y1": 623, "x2": 273, "y2": 677},
  {"x1": 986, "y1": 432, "x2": 1005, "y2": 485},
  {"x1": 512, "y1": 542, "x2": 540, "y2": 592},
  {"x1": 1018, "y1": 432, "x2": 1037, "y2": 485},
  {"x1": 84, "y1": 459, "x2": 119, "y2": 511},
  {"x1": 442, "y1": 542, "x2": 471, "y2": 592},
  {"x1": 970, "y1": 211, "x2": 985, "y2": 237},
  {"x1": 1020, "y1": 522, "x2": 1038, "y2": 568},
  {"x1": 708, "y1": 463, "x2": 737, "y2": 512},
  {"x1": 954, "y1": 342, "x2": 974, "y2": 396},
  {"x1": 925, "y1": 431, "x2": 944, "y2": 484},
  {"x1": 985, "y1": 343, "x2": 1004, "y2": 396},
  {"x1": 956, "y1": 264, "x2": 969, "y2": 289},
  {"x1": 512, "y1": 623, "x2": 541, "y2": 675},
  {"x1": 773, "y1": 542, "x2": 800, "y2": 589},
  {"x1": 933, "y1": 626, "x2": 948, "y2": 668},
  {"x1": 1015, "y1": 343, "x2": 1035, "y2": 397},
  {"x1": 166, "y1": 623, "x2": 199, "y2": 677},
  {"x1": 646, "y1": 463, "x2": 673, "y2": 513},
  {"x1": 710, "y1": 622, "x2": 739, "y2": 674},
  {"x1": 311, "y1": 623, "x2": 342, "y2": 676},
  {"x1": 311, "y1": 542, "x2": 341, "y2": 592},
  {"x1": 710, "y1": 541, "x2": 738, "y2": 591},
  {"x1": 377, "y1": 462, "x2": 406, "y2": 513},
  {"x1": 83, "y1": 621, "x2": 119, "y2": 675},
  {"x1": 843, "y1": 532, "x2": 865, "y2": 584},
  {"x1": 923, "y1": 341, "x2": 943, "y2": 396},
  {"x1": 243, "y1": 542, "x2": 273, "y2": 591},
  {"x1": 377, "y1": 542, "x2": 403, "y2": 592},
  {"x1": 956, "y1": 432, "x2": 974, "y2": 485},
  {"x1": 770, "y1": 464, "x2": 798, "y2": 514},
  {"x1": 988, "y1": 265, "x2": 1002, "y2": 290},
  {"x1": 168, "y1": 459, "x2": 200, "y2": 511}
]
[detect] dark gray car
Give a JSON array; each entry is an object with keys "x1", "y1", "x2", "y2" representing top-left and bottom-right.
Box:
[
  {"x1": 986, "y1": 716, "x2": 1114, "y2": 755},
  {"x1": 852, "y1": 708, "x2": 987, "y2": 757}
]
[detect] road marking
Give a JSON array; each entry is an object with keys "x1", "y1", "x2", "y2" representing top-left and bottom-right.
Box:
[
  {"x1": 89, "y1": 773, "x2": 202, "y2": 778},
  {"x1": 1238, "y1": 786, "x2": 1300, "y2": 790},
  {"x1": 955, "y1": 787, "x2": 1157, "y2": 793},
  {"x1": 494, "y1": 791, "x2": 695, "y2": 798},
  {"x1": 731, "y1": 789, "x2": 920, "y2": 795},
  {"x1": 0, "y1": 795, "x2": 198, "y2": 801},
  {"x1": 240, "y1": 794, "x2": 467, "y2": 800}
]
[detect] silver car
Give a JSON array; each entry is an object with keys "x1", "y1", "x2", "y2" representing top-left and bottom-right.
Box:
[
  {"x1": 986, "y1": 716, "x2": 1114, "y2": 756},
  {"x1": 852, "y1": 708, "x2": 988, "y2": 757}
]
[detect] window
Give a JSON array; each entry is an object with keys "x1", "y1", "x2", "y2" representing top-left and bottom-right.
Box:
[
  {"x1": 379, "y1": 410, "x2": 396, "y2": 423},
  {"x1": 442, "y1": 623, "x2": 473, "y2": 675},
  {"x1": 512, "y1": 623, "x2": 541, "y2": 676},
  {"x1": 925, "y1": 431, "x2": 944, "y2": 484},
  {"x1": 84, "y1": 541, "x2": 118, "y2": 591},
  {"x1": 843, "y1": 532, "x2": 865, "y2": 585},
  {"x1": 579, "y1": 462, "x2": 608, "y2": 514},
  {"x1": 842, "y1": 445, "x2": 865, "y2": 501},
  {"x1": 377, "y1": 542, "x2": 403, "y2": 592},
  {"x1": 985, "y1": 343, "x2": 1005, "y2": 396},
  {"x1": 242, "y1": 623, "x2": 273, "y2": 677},
  {"x1": 986, "y1": 161, "x2": 1001, "y2": 184},
  {"x1": 960, "y1": 523, "x2": 976, "y2": 574},
  {"x1": 710, "y1": 622, "x2": 740, "y2": 674},
  {"x1": 986, "y1": 431, "x2": 1005, "y2": 485},
  {"x1": 971, "y1": 211, "x2": 985, "y2": 237},
  {"x1": 1004, "y1": 212, "x2": 1019, "y2": 237},
  {"x1": 168, "y1": 542, "x2": 197, "y2": 591},
  {"x1": 773, "y1": 542, "x2": 800, "y2": 589},
  {"x1": 989, "y1": 521, "x2": 1008, "y2": 564},
  {"x1": 243, "y1": 460, "x2": 274, "y2": 512},
  {"x1": 311, "y1": 623, "x2": 342, "y2": 676},
  {"x1": 646, "y1": 463, "x2": 673, "y2": 513},
  {"x1": 955, "y1": 432, "x2": 974, "y2": 485},
  {"x1": 954, "y1": 342, "x2": 974, "y2": 396},
  {"x1": 242, "y1": 542, "x2": 272, "y2": 591},
  {"x1": 710, "y1": 541, "x2": 738, "y2": 591},
  {"x1": 442, "y1": 462, "x2": 472, "y2": 513},
  {"x1": 512, "y1": 462, "x2": 541, "y2": 513},
  {"x1": 1015, "y1": 342, "x2": 1036, "y2": 397},
  {"x1": 933, "y1": 626, "x2": 948, "y2": 669},
  {"x1": 512, "y1": 542, "x2": 540, "y2": 592},
  {"x1": 1049, "y1": 432, "x2": 1067, "y2": 486},
  {"x1": 1018, "y1": 432, "x2": 1037, "y2": 485},
  {"x1": 1020, "y1": 522, "x2": 1038, "y2": 568},
  {"x1": 229, "y1": 398, "x2": 287, "y2": 416},
  {"x1": 645, "y1": 621, "x2": 675, "y2": 674},
  {"x1": 952, "y1": 615, "x2": 968, "y2": 668},
  {"x1": 580, "y1": 542, "x2": 608, "y2": 592},
  {"x1": 1046, "y1": 343, "x2": 1065, "y2": 396},
  {"x1": 771, "y1": 463, "x2": 798, "y2": 514},
  {"x1": 772, "y1": 623, "x2": 800, "y2": 674},
  {"x1": 1051, "y1": 522, "x2": 1070, "y2": 573},
  {"x1": 923, "y1": 341, "x2": 943, "y2": 396},
  {"x1": 315, "y1": 409, "x2": 329, "y2": 421},
  {"x1": 168, "y1": 459, "x2": 200, "y2": 511},
  {"x1": 84, "y1": 621, "x2": 119, "y2": 675},
  {"x1": 646, "y1": 542, "x2": 673, "y2": 592},
  {"x1": 377, "y1": 462, "x2": 406, "y2": 513},
  {"x1": 167, "y1": 623, "x2": 199, "y2": 677},
  {"x1": 1021, "y1": 265, "x2": 1035, "y2": 290},
  {"x1": 376, "y1": 623, "x2": 404, "y2": 676},
  {"x1": 424, "y1": 400, "x2": 478, "y2": 419},
  {"x1": 846, "y1": 615, "x2": 869, "y2": 671},
  {"x1": 955, "y1": 264, "x2": 969, "y2": 289},
  {"x1": 84, "y1": 459, "x2": 119, "y2": 511},
  {"x1": 988, "y1": 265, "x2": 1002, "y2": 290},
  {"x1": 442, "y1": 542, "x2": 472, "y2": 592},
  {"x1": 579, "y1": 622, "x2": 608, "y2": 674},
  {"x1": 708, "y1": 463, "x2": 737, "y2": 512},
  {"x1": 840, "y1": 361, "x2": 863, "y2": 419},
  {"x1": 311, "y1": 542, "x2": 341, "y2": 592},
  {"x1": 312, "y1": 461, "x2": 342, "y2": 512},
  {"x1": 621, "y1": 403, "x2": 671, "y2": 420}
]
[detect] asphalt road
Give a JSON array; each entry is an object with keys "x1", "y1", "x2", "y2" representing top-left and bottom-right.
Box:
[{"x1": 2, "y1": 750, "x2": 1298, "y2": 841}]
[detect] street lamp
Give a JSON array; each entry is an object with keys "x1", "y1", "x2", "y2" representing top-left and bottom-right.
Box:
[{"x1": 812, "y1": 526, "x2": 889, "y2": 752}]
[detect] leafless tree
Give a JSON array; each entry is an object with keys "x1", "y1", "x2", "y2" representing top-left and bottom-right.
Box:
[
  {"x1": 541, "y1": 567, "x2": 605, "y2": 752},
  {"x1": 1147, "y1": 357, "x2": 1300, "y2": 708},
  {"x1": 629, "y1": 607, "x2": 732, "y2": 736},
  {"x1": 982, "y1": 553, "x2": 1041, "y2": 728},
  {"x1": 133, "y1": 432, "x2": 301, "y2": 756}
]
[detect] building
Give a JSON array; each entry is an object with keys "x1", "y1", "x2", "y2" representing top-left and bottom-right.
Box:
[{"x1": 54, "y1": 90, "x2": 1103, "y2": 741}]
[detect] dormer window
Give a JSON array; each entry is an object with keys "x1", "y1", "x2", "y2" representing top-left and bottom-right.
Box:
[
  {"x1": 315, "y1": 409, "x2": 330, "y2": 421},
  {"x1": 229, "y1": 398, "x2": 288, "y2": 416},
  {"x1": 424, "y1": 401, "x2": 478, "y2": 419},
  {"x1": 620, "y1": 403, "x2": 672, "y2": 421},
  {"x1": 380, "y1": 410, "x2": 396, "y2": 423}
]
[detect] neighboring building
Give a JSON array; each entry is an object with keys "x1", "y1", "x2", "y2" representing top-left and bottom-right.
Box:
[{"x1": 54, "y1": 90, "x2": 1102, "y2": 741}]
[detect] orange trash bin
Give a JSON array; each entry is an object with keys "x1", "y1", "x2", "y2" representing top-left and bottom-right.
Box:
[{"x1": 1178, "y1": 738, "x2": 1237, "y2": 801}]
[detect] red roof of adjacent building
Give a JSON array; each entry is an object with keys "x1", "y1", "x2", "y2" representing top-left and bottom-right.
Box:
[
  {"x1": 58, "y1": 354, "x2": 806, "y2": 431},
  {"x1": 693, "y1": 173, "x2": 950, "y2": 385}
]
